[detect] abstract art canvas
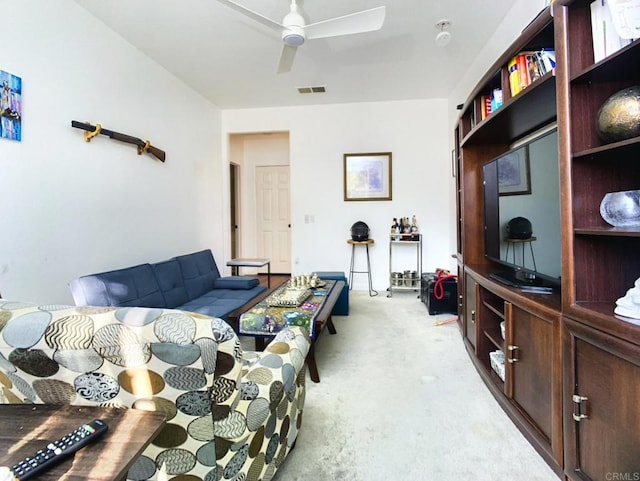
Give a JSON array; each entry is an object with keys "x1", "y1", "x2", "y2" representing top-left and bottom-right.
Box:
[{"x1": 1, "y1": 69, "x2": 22, "y2": 141}]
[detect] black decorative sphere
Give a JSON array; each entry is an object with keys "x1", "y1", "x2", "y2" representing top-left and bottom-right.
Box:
[
  {"x1": 596, "y1": 86, "x2": 640, "y2": 143},
  {"x1": 351, "y1": 221, "x2": 370, "y2": 241},
  {"x1": 506, "y1": 217, "x2": 532, "y2": 239}
]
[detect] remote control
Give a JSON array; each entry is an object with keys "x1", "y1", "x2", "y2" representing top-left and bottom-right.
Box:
[{"x1": 11, "y1": 419, "x2": 108, "y2": 481}]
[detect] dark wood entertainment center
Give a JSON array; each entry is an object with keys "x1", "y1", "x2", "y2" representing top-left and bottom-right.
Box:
[{"x1": 454, "y1": 2, "x2": 640, "y2": 480}]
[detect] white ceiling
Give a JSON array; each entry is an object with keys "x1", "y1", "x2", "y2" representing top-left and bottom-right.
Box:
[{"x1": 74, "y1": 0, "x2": 518, "y2": 110}]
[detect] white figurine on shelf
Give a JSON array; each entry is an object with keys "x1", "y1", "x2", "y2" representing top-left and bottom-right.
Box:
[{"x1": 614, "y1": 277, "x2": 640, "y2": 319}]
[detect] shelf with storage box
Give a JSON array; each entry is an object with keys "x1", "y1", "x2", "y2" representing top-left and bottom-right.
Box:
[
  {"x1": 477, "y1": 285, "x2": 506, "y2": 386},
  {"x1": 465, "y1": 265, "x2": 563, "y2": 476}
]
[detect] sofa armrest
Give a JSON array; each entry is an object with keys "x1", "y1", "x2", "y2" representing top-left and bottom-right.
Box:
[
  {"x1": 255, "y1": 326, "x2": 310, "y2": 373},
  {"x1": 212, "y1": 276, "x2": 259, "y2": 290},
  {"x1": 217, "y1": 328, "x2": 310, "y2": 446}
]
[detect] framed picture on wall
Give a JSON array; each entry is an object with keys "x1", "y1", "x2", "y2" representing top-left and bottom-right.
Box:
[
  {"x1": 498, "y1": 146, "x2": 530, "y2": 196},
  {"x1": 343, "y1": 152, "x2": 392, "y2": 201},
  {"x1": 0, "y1": 69, "x2": 22, "y2": 142}
]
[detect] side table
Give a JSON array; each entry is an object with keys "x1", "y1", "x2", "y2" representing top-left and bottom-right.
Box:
[
  {"x1": 226, "y1": 258, "x2": 271, "y2": 287},
  {"x1": 0, "y1": 404, "x2": 165, "y2": 481}
]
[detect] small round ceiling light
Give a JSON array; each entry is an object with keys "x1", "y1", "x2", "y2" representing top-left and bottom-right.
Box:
[{"x1": 435, "y1": 19, "x2": 452, "y2": 47}]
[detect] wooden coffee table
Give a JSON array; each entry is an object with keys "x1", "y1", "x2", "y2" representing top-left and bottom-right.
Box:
[
  {"x1": 0, "y1": 404, "x2": 165, "y2": 481},
  {"x1": 238, "y1": 280, "x2": 345, "y2": 383}
]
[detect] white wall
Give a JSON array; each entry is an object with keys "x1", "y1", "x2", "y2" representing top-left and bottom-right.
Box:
[
  {"x1": 0, "y1": 0, "x2": 550, "y2": 303},
  {"x1": 0, "y1": 0, "x2": 223, "y2": 304},
  {"x1": 222, "y1": 99, "x2": 451, "y2": 292}
]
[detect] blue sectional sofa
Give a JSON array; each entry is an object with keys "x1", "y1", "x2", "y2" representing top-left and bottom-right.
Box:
[{"x1": 69, "y1": 249, "x2": 267, "y2": 320}]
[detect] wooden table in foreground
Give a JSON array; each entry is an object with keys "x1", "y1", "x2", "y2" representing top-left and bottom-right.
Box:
[{"x1": 0, "y1": 405, "x2": 165, "y2": 481}]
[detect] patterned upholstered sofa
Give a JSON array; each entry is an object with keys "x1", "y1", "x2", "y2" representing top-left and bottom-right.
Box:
[{"x1": 0, "y1": 300, "x2": 310, "y2": 481}]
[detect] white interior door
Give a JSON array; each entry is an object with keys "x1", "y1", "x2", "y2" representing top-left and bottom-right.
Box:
[{"x1": 255, "y1": 165, "x2": 291, "y2": 274}]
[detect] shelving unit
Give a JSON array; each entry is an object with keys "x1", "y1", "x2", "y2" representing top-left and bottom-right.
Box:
[
  {"x1": 387, "y1": 234, "x2": 422, "y2": 298},
  {"x1": 555, "y1": 0, "x2": 640, "y2": 328},
  {"x1": 554, "y1": 1, "x2": 640, "y2": 479},
  {"x1": 454, "y1": 3, "x2": 640, "y2": 478}
]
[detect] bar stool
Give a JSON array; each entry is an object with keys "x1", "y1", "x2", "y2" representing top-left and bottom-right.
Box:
[
  {"x1": 505, "y1": 236, "x2": 537, "y2": 271},
  {"x1": 347, "y1": 239, "x2": 378, "y2": 296}
]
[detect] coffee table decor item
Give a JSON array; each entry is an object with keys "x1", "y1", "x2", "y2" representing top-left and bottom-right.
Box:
[
  {"x1": 267, "y1": 287, "x2": 312, "y2": 307},
  {"x1": 240, "y1": 280, "x2": 337, "y2": 337},
  {"x1": 289, "y1": 273, "x2": 326, "y2": 288}
]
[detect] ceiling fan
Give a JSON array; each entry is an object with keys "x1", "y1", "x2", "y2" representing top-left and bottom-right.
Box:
[{"x1": 216, "y1": 0, "x2": 386, "y2": 73}]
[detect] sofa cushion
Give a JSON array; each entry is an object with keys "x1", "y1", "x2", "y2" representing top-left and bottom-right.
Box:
[
  {"x1": 177, "y1": 298, "x2": 245, "y2": 319},
  {"x1": 69, "y1": 263, "x2": 166, "y2": 308},
  {"x1": 173, "y1": 250, "x2": 220, "y2": 300},
  {"x1": 151, "y1": 259, "x2": 189, "y2": 308},
  {"x1": 213, "y1": 276, "x2": 260, "y2": 290},
  {"x1": 179, "y1": 285, "x2": 266, "y2": 318}
]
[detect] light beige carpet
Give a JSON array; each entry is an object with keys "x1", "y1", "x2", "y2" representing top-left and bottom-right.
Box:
[{"x1": 244, "y1": 290, "x2": 558, "y2": 481}]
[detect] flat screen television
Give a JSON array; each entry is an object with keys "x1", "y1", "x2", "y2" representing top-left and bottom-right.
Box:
[{"x1": 482, "y1": 124, "x2": 561, "y2": 291}]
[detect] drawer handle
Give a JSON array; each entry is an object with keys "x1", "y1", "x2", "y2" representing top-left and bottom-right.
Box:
[
  {"x1": 572, "y1": 394, "x2": 588, "y2": 422},
  {"x1": 507, "y1": 345, "x2": 519, "y2": 363},
  {"x1": 471, "y1": 309, "x2": 476, "y2": 323}
]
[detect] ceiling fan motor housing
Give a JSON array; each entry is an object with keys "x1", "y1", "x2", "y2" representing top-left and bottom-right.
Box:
[
  {"x1": 282, "y1": 8, "x2": 305, "y2": 46},
  {"x1": 283, "y1": 29, "x2": 305, "y2": 46}
]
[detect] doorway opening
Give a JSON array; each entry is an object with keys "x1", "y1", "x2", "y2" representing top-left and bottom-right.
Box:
[{"x1": 228, "y1": 131, "x2": 291, "y2": 275}]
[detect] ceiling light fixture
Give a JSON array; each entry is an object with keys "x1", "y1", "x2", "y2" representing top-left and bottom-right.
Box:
[{"x1": 435, "y1": 19, "x2": 451, "y2": 47}]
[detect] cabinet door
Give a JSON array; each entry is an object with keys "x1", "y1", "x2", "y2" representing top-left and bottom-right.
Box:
[
  {"x1": 564, "y1": 317, "x2": 640, "y2": 481},
  {"x1": 464, "y1": 274, "x2": 478, "y2": 348},
  {"x1": 507, "y1": 305, "x2": 554, "y2": 442}
]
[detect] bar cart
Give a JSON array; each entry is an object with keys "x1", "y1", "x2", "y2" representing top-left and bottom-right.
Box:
[{"x1": 387, "y1": 233, "x2": 422, "y2": 297}]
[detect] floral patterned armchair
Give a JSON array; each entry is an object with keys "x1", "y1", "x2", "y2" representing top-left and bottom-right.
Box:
[{"x1": 0, "y1": 300, "x2": 310, "y2": 480}]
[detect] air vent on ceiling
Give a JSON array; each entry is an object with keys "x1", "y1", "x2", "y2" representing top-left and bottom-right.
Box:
[{"x1": 297, "y1": 86, "x2": 326, "y2": 94}]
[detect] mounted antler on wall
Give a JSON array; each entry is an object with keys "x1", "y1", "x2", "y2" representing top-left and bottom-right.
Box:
[{"x1": 71, "y1": 120, "x2": 165, "y2": 162}]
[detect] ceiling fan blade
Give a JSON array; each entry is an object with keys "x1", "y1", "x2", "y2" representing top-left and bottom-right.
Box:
[
  {"x1": 305, "y1": 6, "x2": 386, "y2": 40},
  {"x1": 277, "y1": 44, "x2": 297, "y2": 74},
  {"x1": 216, "y1": 0, "x2": 283, "y2": 33}
]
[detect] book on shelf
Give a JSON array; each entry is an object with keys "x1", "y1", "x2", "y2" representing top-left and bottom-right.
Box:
[
  {"x1": 491, "y1": 88, "x2": 503, "y2": 113},
  {"x1": 508, "y1": 57, "x2": 522, "y2": 96},
  {"x1": 507, "y1": 49, "x2": 555, "y2": 96},
  {"x1": 477, "y1": 88, "x2": 504, "y2": 122},
  {"x1": 480, "y1": 95, "x2": 492, "y2": 120},
  {"x1": 537, "y1": 49, "x2": 556, "y2": 73},
  {"x1": 590, "y1": 0, "x2": 637, "y2": 63}
]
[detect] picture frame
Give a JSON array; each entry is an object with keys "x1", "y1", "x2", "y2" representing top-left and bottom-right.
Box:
[
  {"x1": 343, "y1": 152, "x2": 392, "y2": 201},
  {"x1": 498, "y1": 146, "x2": 531, "y2": 196},
  {"x1": 0, "y1": 69, "x2": 22, "y2": 142}
]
